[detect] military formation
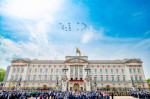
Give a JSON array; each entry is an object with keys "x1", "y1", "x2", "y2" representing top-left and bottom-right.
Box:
[
  {"x1": 0, "y1": 89, "x2": 150, "y2": 99},
  {"x1": 0, "y1": 90, "x2": 111, "y2": 99},
  {"x1": 130, "y1": 90, "x2": 150, "y2": 99}
]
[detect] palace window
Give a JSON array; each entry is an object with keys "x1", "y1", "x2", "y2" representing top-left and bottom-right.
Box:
[
  {"x1": 35, "y1": 69, "x2": 37, "y2": 73},
  {"x1": 51, "y1": 69, "x2": 53, "y2": 73},
  {"x1": 133, "y1": 69, "x2": 136, "y2": 73},
  {"x1": 116, "y1": 69, "x2": 118, "y2": 74},
  {"x1": 122, "y1": 69, "x2": 124, "y2": 73},
  {"x1": 56, "y1": 77, "x2": 59, "y2": 81},
  {"x1": 16, "y1": 76, "x2": 18, "y2": 81},
  {"x1": 117, "y1": 77, "x2": 120, "y2": 81},
  {"x1": 28, "y1": 77, "x2": 30, "y2": 81},
  {"x1": 123, "y1": 77, "x2": 126, "y2": 81},
  {"x1": 33, "y1": 77, "x2": 36, "y2": 81},
  {"x1": 20, "y1": 77, "x2": 22, "y2": 81},
  {"x1": 112, "y1": 77, "x2": 114, "y2": 81},
  {"x1": 100, "y1": 69, "x2": 102, "y2": 74},
  {"x1": 40, "y1": 69, "x2": 42, "y2": 73},
  {"x1": 111, "y1": 69, "x2": 113, "y2": 73},
  {"x1": 89, "y1": 70, "x2": 91, "y2": 73},
  {"x1": 39, "y1": 77, "x2": 41, "y2": 81},
  {"x1": 50, "y1": 77, "x2": 52, "y2": 81},
  {"x1": 62, "y1": 69, "x2": 64, "y2": 73},
  {"x1": 71, "y1": 76, "x2": 73, "y2": 80},
  {"x1": 75, "y1": 77, "x2": 78, "y2": 80},
  {"x1": 13, "y1": 69, "x2": 16, "y2": 73},
  {"x1": 29, "y1": 69, "x2": 31, "y2": 73},
  {"x1": 94, "y1": 77, "x2": 97, "y2": 81},
  {"x1": 106, "y1": 77, "x2": 109, "y2": 81},
  {"x1": 18, "y1": 69, "x2": 20, "y2": 73},
  {"x1": 22, "y1": 69, "x2": 24, "y2": 73},
  {"x1": 135, "y1": 77, "x2": 138, "y2": 81},
  {"x1": 95, "y1": 69, "x2": 97, "y2": 73},
  {"x1": 139, "y1": 77, "x2": 142, "y2": 81},
  {"x1": 46, "y1": 69, "x2": 48, "y2": 73},
  {"x1": 80, "y1": 69, "x2": 82, "y2": 73},
  {"x1": 75, "y1": 69, "x2": 78, "y2": 73},
  {"x1": 44, "y1": 77, "x2": 47, "y2": 81},
  {"x1": 80, "y1": 76, "x2": 82, "y2": 80},
  {"x1": 56, "y1": 69, "x2": 59, "y2": 73},
  {"x1": 131, "y1": 77, "x2": 133, "y2": 81},
  {"x1": 138, "y1": 69, "x2": 140, "y2": 73},
  {"x1": 71, "y1": 69, "x2": 73, "y2": 73},
  {"x1": 129, "y1": 69, "x2": 132, "y2": 73},
  {"x1": 11, "y1": 76, "x2": 14, "y2": 81},
  {"x1": 101, "y1": 77, "x2": 103, "y2": 81},
  {"x1": 89, "y1": 77, "x2": 92, "y2": 81},
  {"x1": 105, "y1": 69, "x2": 108, "y2": 74}
]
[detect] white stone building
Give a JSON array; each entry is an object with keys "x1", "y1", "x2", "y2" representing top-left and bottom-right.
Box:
[{"x1": 4, "y1": 56, "x2": 148, "y2": 91}]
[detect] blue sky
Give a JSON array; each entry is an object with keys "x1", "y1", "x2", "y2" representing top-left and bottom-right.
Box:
[{"x1": 0, "y1": 0, "x2": 150, "y2": 78}]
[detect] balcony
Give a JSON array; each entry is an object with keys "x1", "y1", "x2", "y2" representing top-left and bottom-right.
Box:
[{"x1": 69, "y1": 80, "x2": 84, "y2": 82}]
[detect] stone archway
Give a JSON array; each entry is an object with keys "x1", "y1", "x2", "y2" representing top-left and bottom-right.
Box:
[
  {"x1": 43, "y1": 85, "x2": 47, "y2": 89},
  {"x1": 74, "y1": 83, "x2": 79, "y2": 91},
  {"x1": 106, "y1": 85, "x2": 110, "y2": 91}
]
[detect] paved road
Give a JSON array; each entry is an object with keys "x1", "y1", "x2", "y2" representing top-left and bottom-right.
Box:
[
  {"x1": 114, "y1": 96, "x2": 137, "y2": 99},
  {"x1": 29, "y1": 96, "x2": 137, "y2": 99}
]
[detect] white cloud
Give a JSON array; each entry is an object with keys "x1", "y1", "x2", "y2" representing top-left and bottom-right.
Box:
[
  {"x1": 145, "y1": 30, "x2": 150, "y2": 35},
  {"x1": 81, "y1": 27, "x2": 104, "y2": 43},
  {"x1": 81, "y1": 31, "x2": 94, "y2": 43},
  {"x1": 0, "y1": 0, "x2": 64, "y2": 20},
  {"x1": 133, "y1": 12, "x2": 142, "y2": 16}
]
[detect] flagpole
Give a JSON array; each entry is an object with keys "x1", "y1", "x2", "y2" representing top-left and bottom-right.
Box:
[{"x1": 76, "y1": 47, "x2": 77, "y2": 56}]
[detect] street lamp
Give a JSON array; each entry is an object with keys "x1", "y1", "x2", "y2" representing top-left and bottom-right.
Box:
[
  {"x1": 84, "y1": 67, "x2": 90, "y2": 75},
  {"x1": 62, "y1": 67, "x2": 68, "y2": 75},
  {"x1": 17, "y1": 78, "x2": 22, "y2": 90},
  {"x1": 56, "y1": 77, "x2": 59, "y2": 90},
  {"x1": 94, "y1": 80, "x2": 97, "y2": 91},
  {"x1": 131, "y1": 79, "x2": 135, "y2": 90}
]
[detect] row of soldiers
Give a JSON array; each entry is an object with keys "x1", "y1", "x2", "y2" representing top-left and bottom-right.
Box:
[
  {"x1": 0, "y1": 90, "x2": 111, "y2": 99},
  {"x1": 130, "y1": 90, "x2": 150, "y2": 99}
]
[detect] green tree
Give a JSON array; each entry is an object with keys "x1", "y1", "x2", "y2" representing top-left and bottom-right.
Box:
[
  {"x1": 147, "y1": 78, "x2": 150, "y2": 83},
  {"x1": 0, "y1": 68, "x2": 6, "y2": 82}
]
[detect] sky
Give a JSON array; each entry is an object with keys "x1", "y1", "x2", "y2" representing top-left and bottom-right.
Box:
[{"x1": 0, "y1": 0, "x2": 150, "y2": 78}]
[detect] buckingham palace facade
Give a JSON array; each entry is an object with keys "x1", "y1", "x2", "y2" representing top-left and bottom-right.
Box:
[{"x1": 4, "y1": 56, "x2": 148, "y2": 91}]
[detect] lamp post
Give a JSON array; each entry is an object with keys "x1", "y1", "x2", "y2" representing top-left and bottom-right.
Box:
[
  {"x1": 62, "y1": 67, "x2": 68, "y2": 75},
  {"x1": 56, "y1": 77, "x2": 58, "y2": 90},
  {"x1": 17, "y1": 78, "x2": 22, "y2": 90},
  {"x1": 94, "y1": 80, "x2": 97, "y2": 91},
  {"x1": 84, "y1": 68, "x2": 90, "y2": 75},
  {"x1": 84, "y1": 67, "x2": 91, "y2": 91},
  {"x1": 132, "y1": 79, "x2": 135, "y2": 91},
  {"x1": 62, "y1": 66, "x2": 68, "y2": 91}
]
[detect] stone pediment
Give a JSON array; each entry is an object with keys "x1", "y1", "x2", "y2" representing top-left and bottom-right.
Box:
[
  {"x1": 11, "y1": 59, "x2": 29, "y2": 63},
  {"x1": 65, "y1": 57, "x2": 89, "y2": 63},
  {"x1": 124, "y1": 59, "x2": 142, "y2": 63}
]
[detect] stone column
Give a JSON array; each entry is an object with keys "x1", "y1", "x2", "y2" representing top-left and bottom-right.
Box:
[
  {"x1": 78, "y1": 65, "x2": 79, "y2": 80},
  {"x1": 7, "y1": 66, "x2": 13, "y2": 81},
  {"x1": 83, "y1": 65, "x2": 86, "y2": 80},
  {"x1": 66, "y1": 65, "x2": 70, "y2": 80},
  {"x1": 22, "y1": 64, "x2": 28, "y2": 81},
  {"x1": 140, "y1": 66, "x2": 148, "y2": 88}
]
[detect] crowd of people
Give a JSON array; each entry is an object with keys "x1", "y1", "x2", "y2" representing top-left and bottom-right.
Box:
[
  {"x1": 0, "y1": 90, "x2": 112, "y2": 99},
  {"x1": 130, "y1": 90, "x2": 150, "y2": 99},
  {"x1": 0, "y1": 89, "x2": 150, "y2": 99}
]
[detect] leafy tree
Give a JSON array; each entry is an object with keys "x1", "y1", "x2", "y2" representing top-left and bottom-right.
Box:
[
  {"x1": 0, "y1": 68, "x2": 6, "y2": 82},
  {"x1": 147, "y1": 78, "x2": 150, "y2": 83}
]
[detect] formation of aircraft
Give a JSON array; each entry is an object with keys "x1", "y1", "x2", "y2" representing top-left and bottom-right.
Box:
[{"x1": 59, "y1": 22, "x2": 87, "y2": 31}]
